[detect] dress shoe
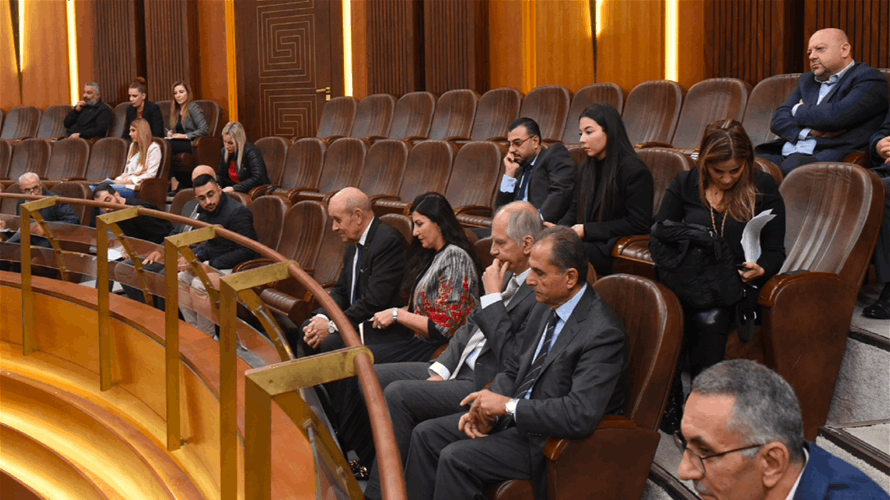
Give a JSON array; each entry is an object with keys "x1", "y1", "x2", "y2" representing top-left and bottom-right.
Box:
[{"x1": 862, "y1": 284, "x2": 890, "y2": 320}]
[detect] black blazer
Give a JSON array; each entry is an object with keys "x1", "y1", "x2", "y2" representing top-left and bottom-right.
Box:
[
  {"x1": 122, "y1": 100, "x2": 166, "y2": 139},
  {"x1": 116, "y1": 198, "x2": 174, "y2": 244},
  {"x1": 64, "y1": 101, "x2": 113, "y2": 139},
  {"x1": 217, "y1": 141, "x2": 271, "y2": 193},
  {"x1": 490, "y1": 287, "x2": 628, "y2": 500},
  {"x1": 194, "y1": 193, "x2": 259, "y2": 269},
  {"x1": 870, "y1": 109, "x2": 890, "y2": 175},
  {"x1": 496, "y1": 144, "x2": 576, "y2": 223}
]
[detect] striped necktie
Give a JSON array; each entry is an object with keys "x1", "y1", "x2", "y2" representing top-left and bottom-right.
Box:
[{"x1": 513, "y1": 309, "x2": 559, "y2": 399}]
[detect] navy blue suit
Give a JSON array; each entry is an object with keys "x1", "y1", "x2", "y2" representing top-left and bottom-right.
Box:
[
  {"x1": 757, "y1": 62, "x2": 889, "y2": 172},
  {"x1": 793, "y1": 442, "x2": 890, "y2": 499},
  {"x1": 869, "y1": 110, "x2": 890, "y2": 284}
]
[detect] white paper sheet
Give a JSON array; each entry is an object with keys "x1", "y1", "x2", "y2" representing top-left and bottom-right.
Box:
[{"x1": 741, "y1": 209, "x2": 776, "y2": 263}]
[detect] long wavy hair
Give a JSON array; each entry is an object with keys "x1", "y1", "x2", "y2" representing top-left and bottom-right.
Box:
[
  {"x1": 402, "y1": 192, "x2": 481, "y2": 299},
  {"x1": 169, "y1": 80, "x2": 194, "y2": 130},
  {"x1": 127, "y1": 118, "x2": 153, "y2": 173},
  {"x1": 576, "y1": 104, "x2": 641, "y2": 223},
  {"x1": 697, "y1": 120, "x2": 757, "y2": 222},
  {"x1": 221, "y1": 122, "x2": 247, "y2": 169}
]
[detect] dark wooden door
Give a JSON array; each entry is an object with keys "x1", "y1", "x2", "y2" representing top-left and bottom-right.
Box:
[{"x1": 235, "y1": 0, "x2": 344, "y2": 141}]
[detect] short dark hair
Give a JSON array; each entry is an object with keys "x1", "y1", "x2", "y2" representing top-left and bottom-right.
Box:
[
  {"x1": 93, "y1": 183, "x2": 116, "y2": 198},
  {"x1": 193, "y1": 174, "x2": 217, "y2": 189},
  {"x1": 508, "y1": 117, "x2": 541, "y2": 139},
  {"x1": 537, "y1": 225, "x2": 587, "y2": 284}
]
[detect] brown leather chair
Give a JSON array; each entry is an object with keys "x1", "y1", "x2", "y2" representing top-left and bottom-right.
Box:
[
  {"x1": 36, "y1": 105, "x2": 74, "y2": 140},
  {"x1": 445, "y1": 141, "x2": 503, "y2": 225},
  {"x1": 612, "y1": 148, "x2": 695, "y2": 278},
  {"x1": 379, "y1": 213, "x2": 413, "y2": 245},
  {"x1": 171, "y1": 100, "x2": 224, "y2": 177},
  {"x1": 0, "y1": 106, "x2": 41, "y2": 141},
  {"x1": 386, "y1": 91, "x2": 436, "y2": 141},
  {"x1": 351, "y1": 94, "x2": 397, "y2": 141},
  {"x1": 519, "y1": 85, "x2": 573, "y2": 144},
  {"x1": 81, "y1": 137, "x2": 129, "y2": 183},
  {"x1": 357, "y1": 139, "x2": 410, "y2": 201},
  {"x1": 469, "y1": 88, "x2": 523, "y2": 142},
  {"x1": 0, "y1": 182, "x2": 21, "y2": 214},
  {"x1": 257, "y1": 137, "x2": 327, "y2": 200},
  {"x1": 725, "y1": 162, "x2": 885, "y2": 440},
  {"x1": 315, "y1": 96, "x2": 358, "y2": 144},
  {"x1": 0, "y1": 139, "x2": 14, "y2": 179},
  {"x1": 566, "y1": 145, "x2": 587, "y2": 167},
  {"x1": 561, "y1": 83, "x2": 625, "y2": 144},
  {"x1": 169, "y1": 188, "x2": 195, "y2": 218},
  {"x1": 136, "y1": 138, "x2": 173, "y2": 209},
  {"x1": 427, "y1": 89, "x2": 479, "y2": 141},
  {"x1": 108, "y1": 102, "x2": 130, "y2": 139},
  {"x1": 742, "y1": 74, "x2": 801, "y2": 147},
  {"x1": 755, "y1": 157, "x2": 784, "y2": 186},
  {"x1": 155, "y1": 100, "x2": 173, "y2": 129},
  {"x1": 668, "y1": 78, "x2": 752, "y2": 150},
  {"x1": 490, "y1": 274, "x2": 683, "y2": 500},
  {"x1": 0, "y1": 109, "x2": 4, "y2": 131},
  {"x1": 44, "y1": 137, "x2": 90, "y2": 183},
  {"x1": 473, "y1": 236, "x2": 493, "y2": 269},
  {"x1": 253, "y1": 136, "x2": 289, "y2": 195},
  {"x1": 622, "y1": 80, "x2": 685, "y2": 147},
  {"x1": 373, "y1": 139, "x2": 456, "y2": 216},
  {"x1": 291, "y1": 137, "x2": 367, "y2": 203},
  {"x1": 48, "y1": 181, "x2": 92, "y2": 225},
  {"x1": 2, "y1": 138, "x2": 51, "y2": 186},
  {"x1": 248, "y1": 195, "x2": 290, "y2": 250}
]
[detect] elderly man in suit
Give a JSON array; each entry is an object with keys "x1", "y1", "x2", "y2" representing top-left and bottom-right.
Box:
[
  {"x1": 405, "y1": 225, "x2": 628, "y2": 500},
  {"x1": 755, "y1": 28, "x2": 889, "y2": 173},
  {"x1": 355, "y1": 201, "x2": 543, "y2": 500},
  {"x1": 677, "y1": 360, "x2": 888, "y2": 500}
]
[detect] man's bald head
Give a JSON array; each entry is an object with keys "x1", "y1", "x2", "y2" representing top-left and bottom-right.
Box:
[
  {"x1": 808, "y1": 28, "x2": 852, "y2": 79},
  {"x1": 192, "y1": 165, "x2": 216, "y2": 182},
  {"x1": 327, "y1": 187, "x2": 373, "y2": 243},
  {"x1": 330, "y1": 187, "x2": 372, "y2": 213}
]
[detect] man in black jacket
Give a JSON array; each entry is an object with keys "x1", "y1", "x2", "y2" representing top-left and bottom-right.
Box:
[
  {"x1": 177, "y1": 174, "x2": 259, "y2": 336},
  {"x1": 93, "y1": 183, "x2": 173, "y2": 244},
  {"x1": 65, "y1": 82, "x2": 113, "y2": 140}
]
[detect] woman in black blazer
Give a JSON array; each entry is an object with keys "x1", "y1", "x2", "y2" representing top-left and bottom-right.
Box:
[
  {"x1": 122, "y1": 77, "x2": 165, "y2": 139},
  {"x1": 557, "y1": 104, "x2": 654, "y2": 276},
  {"x1": 216, "y1": 121, "x2": 270, "y2": 194}
]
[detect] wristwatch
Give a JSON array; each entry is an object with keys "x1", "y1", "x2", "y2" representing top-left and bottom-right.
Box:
[
  {"x1": 505, "y1": 398, "x2": 519, "y2": 417},
  {"x1": 327, "y1": 320, "x2": 336, "y2": 334},
  {"x1": 391, "y1": 307, "x2": 399, "y2": 323}
]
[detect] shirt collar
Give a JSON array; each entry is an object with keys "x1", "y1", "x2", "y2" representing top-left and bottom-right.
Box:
[
  {"x1": 783, "y1": 446, "x2": 809, "y2": 500},
  {"x1": 514, "y1": 267, "x2": 532, "y2": 286},
  {"x1": 815, "y1": 59, "x2": 855, "y2": 84},
  {"x1": 357, "y1": 218, "x2": 373, "y2": 246},
  {"x1": 554, "y1": 283, "x2": 587, "y2": 324}
]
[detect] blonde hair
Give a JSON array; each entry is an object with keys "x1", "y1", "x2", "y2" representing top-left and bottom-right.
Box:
[
  {"x1": 169, "y1": 80, "x2": 194, "y2": 129},
  {"x1": 221, "y1": 121, "x2": 247, "y2": 169},
  {"x1": 128, "y1": 119, "x2": 154, "y2": 174},
  {"x1": 697, "y1": 120, "x2": 757, "y2": 223}
]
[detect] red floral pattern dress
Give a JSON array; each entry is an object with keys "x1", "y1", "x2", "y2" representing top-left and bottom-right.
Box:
[{"x1": 413, "y1": 244, "x2": 479, "y2": 342}]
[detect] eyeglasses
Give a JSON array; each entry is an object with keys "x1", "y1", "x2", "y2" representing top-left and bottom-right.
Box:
[
  {"x1": 22, "y1": 186, "x2": 42, "y2": 194},
  {"x1": 509, "y1": 136, "x2": 534, "y2": 148},
  {"x1": 673, "y1": 431, "x2": 764, "y2": 475}
]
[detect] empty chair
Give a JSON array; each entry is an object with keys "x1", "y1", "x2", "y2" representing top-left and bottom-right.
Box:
[
  {"x1": 36, "y1": 105, "x2": 74, "y2": 139},
  {"x1": 518, "y1": 85, "x2": 572, "y2": 143},
  {"x1": 315, "y1": 96, "x2": 358, "y2": 143},
  {"x1": 386, "y1": 91, "x2": 436, "y2": 141},
  {"x1": 374, "y1": 140, "x2": 456, "y2": 216},
  {"x1": 291, "y1": 137, "x2": 367, "y2": 203},
  {"x1": 562, "y1": 83, "x2": 625, "y2": 144},
  {"x1": 669, "y1": 78, "x2": 752, "y2": 150},
  {"x1": 45, "y1": 137, "x2": 90, "y2": 182},
  {"x1": 3, "y1": 138, "x2": 51, "y2": 184},
  {"x1": 427, "y1": 89, "x2": 478, "y2": 141},
  {"x1": 1, "y1": 106, "x2": 41, "y2": 141},
  {"x1": 108, "y1": 102, "x2": 131, "y2": 140},
  {"x1": 444, "y1": 141, "x2": 503, "y2": 216},
  {"x1": 268, "y1": 138, "x2": 326, "y2": 199},
  {"x1": 248, "y1": 195, "x2": 289, "y2": 250},
  {"x1": 252, "y1": 136, "x2": 289, "y2": 197},
  {"x1": 468, "y1": 88, "x2": 523, "y2": 142},
  {"x1": 82, "y1": 137, "x2": 129, "y2": 182},
  {"x1": 0, "y1": 140, "x2": 12, "y2": 178},
  {"x1": 742, "y1": 74, "x2": 802, "y2": 147},
  {"x1": 275, "y1": 200, "x2": 328, "y2": 274},
  {"x1": 356, "y1": 139, "x2": 409, "y2": 199},
  {"x1": 350, "y1": 94, "x2": 397, "y2": 141},
  {"x1": 0, "y1": 183, "x2": 21, "y2": 214},
  {"x1": 622, "y1": 80, "x2": 685, "y2": 147},
  {"x1": 48, "y1": 181, "x2": 93, "y2": 225}
]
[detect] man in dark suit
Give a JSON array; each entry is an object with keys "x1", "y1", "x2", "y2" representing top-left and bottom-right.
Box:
[
  {"x1": 300, "y1": 187, "x2": 408, "y2": 356},
  {"x1": 863, "y1": 110, "x2": 890, "y2": 319},
  {"x1": 677, "y1": 360, "x2": 888, "y2": 500},
  {"x1": 92, "y1": 183, "x2": 174, "y2": 245},
  {"x1": 404, "y1": 226, "x2": 628, "y2": 500},
  {"x1": 755, "y1": 28, "x2": 889, "y2": 173},
  {"x1": 357, "y1": 201, "x2": 543, "y2": 500},
  {"x1": 64, "y1": 81, "x2": 113, "y2": 140},
  {"x1": 496, "y1": 118, "x2": 575, "y2": 223}
]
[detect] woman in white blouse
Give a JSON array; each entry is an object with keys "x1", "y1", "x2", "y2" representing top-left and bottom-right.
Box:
[{"x1": 107, "y1": 118, "x2": 161, "y2": 198}]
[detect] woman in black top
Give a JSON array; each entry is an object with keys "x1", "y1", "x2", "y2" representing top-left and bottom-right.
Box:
[
  {"x1": 655, "y1": 120, "x2": 786, "y2": 377},
  {"x1": 557, "y1": 104, "x2": 654, "y2": 276},
  {"x1": 122, "y1": 77, "x2": 164, "y2": 139},
  {"x1": 216, "y1": 121, "x2": 270, "y2": 194}
]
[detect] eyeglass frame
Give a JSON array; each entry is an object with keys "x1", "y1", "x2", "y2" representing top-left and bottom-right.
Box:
[
  {"x1": 21, "y1": 185, "x2": 43, "y2": 194},
  {"x1": 508, "y1": 135, "x2": 536, "y2": 149},
  {"x1": 673, "y1": 430, "x2": 764, "y2": 475}
]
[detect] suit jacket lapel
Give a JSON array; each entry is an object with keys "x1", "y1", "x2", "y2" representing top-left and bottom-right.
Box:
[
  {"x1": 511, "y1": 306, "x2": 550, "y2": 392},
  {"x1": 539, "y1": 288, "x2": 592, "y2": 375}
]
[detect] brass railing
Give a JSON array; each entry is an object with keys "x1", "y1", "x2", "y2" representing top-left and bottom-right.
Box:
[{"x1": 2, "y1": 192, "x2": 407, "y2": 500}]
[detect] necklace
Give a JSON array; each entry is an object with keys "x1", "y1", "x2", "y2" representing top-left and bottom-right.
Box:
[{"x1": 708, "y1": 201, "x2": 727, "y2": 237}]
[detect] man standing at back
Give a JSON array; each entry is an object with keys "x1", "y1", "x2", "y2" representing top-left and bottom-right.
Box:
[
  {"x1": 65, "y1": 81, "x2": 113, "y2": 140},
  {"x1": 755, "y1": 28, "x2": 889, "y2": 173}
]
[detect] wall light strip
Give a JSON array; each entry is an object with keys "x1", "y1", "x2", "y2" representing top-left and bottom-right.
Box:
[
  {"x1": 342, "y1": 0, "x2": 353, "y2": 96},
  {"x1": 665, "y1": 0, "x2": 678, "y2": 81},
  {"x1": 17, "y1": 0, "x2": 24, "y2": 71},
  {"x1": 225, "y1": 0, "x2": 238, "y2": 122},
  {"x1": 66, "y1": 0, "x2": 79, "y2": 105}
]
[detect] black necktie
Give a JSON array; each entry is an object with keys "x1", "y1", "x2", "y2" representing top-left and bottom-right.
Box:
[
  {"x1": 516, "y1": 165, "x2": 533, "y2": 200},
  {"x1": 513, "y1": 310, "x2": 559, "y2": 399},
  {"x1": 351, "y1": 242, "x2": 362, "y2": 304}
]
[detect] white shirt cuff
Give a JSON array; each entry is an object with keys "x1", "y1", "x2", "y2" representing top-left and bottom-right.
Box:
[
  {"x1": 480, "y1": 292, "x2": 503, "y2": 309},
  {"x1": 499, "y1": 175, "x2": 518, "y2": 193},
  {"x1": 313, "y1": 313, "x2": 336, "y2": 332},
  {"x1": 429, "y1": 362, "x2": 450, "y2": 380}
]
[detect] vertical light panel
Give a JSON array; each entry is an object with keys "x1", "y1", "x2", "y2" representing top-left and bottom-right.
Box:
[
  {"x1": 342, "y1": 0, "x2": 353, "y2": 96},
  {"x1": 17, "y1": 0, "x2": 24, "y2": 70},
  {"x1": 225, "y1": 0, "x2": 238, "y2": 121},
  {"x1": 665, "y1": 0, "x2": 678, "y2": 81},
  {"x1": 596, "y1": 0, "x2": 604, "y2": 36},
  {"x1": 66, "y1": 0, "x2": 79, "y2": 104}
]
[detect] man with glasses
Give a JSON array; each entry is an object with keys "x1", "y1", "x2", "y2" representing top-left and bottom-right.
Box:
[
  {"x1": 1, "y1": 173, "x2": 80, "y2": 245},
  {"x1": 677, "y1": 359, "x2": 888, "y2": 499},
  {"x1": 496, "y1": 117, "x2": 575, "y2": 223}
]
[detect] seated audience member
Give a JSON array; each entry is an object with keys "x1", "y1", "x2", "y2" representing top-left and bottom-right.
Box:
[
  {"x1": 404, "y1": 226, "x2": 628, "y2": 500},
  {"x1": 1, "y1": 173, "x2": 80, "y2": 246},
  {"x1": 177, "y1": 173, "x2": 259, "y2": 337},
  {"x1": 496, "y1": 117, "x2": 575, "y2": 223},
  {"x1": 755, "y1": 28, "x2": 889, "y2": 174},
  {"x1": 677, "y1": 359, "x2": 890, "y2": 499},
  {"x1": 64, "y1": 81, "x2": 113, "y2": 139},
  {"x1": 116, "y1": 165, "x2": 215, "y2": 308},
  {"x1": 216, "y1": 121, "x2": 270, "y2": 194},
  {"x1": 655, "y1": 120, "x2": 785, "y2": 432},
  {"x1": 92, "y1": 183, "x2": 173, "y2": 245},
  {"x1": 166, "y1": 80, "x2": 209, "y2": 192},
  {"x1": 556, "y1": 104, "x2": 654, "y2": 276},
  {"x1": 101, "y1": 118, "x2": 161, "y2": 198},
  {"x1": 863, "y1": 110, "x2": 890, "y2": 319},
  {"x1": 340, "y1": 202, "x2": 543, "y2": 499},
  {"x1": 122, "y1": 77, "x2": 164, "y2": 139}
]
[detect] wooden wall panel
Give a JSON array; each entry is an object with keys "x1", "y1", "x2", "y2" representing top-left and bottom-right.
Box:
[
  {"x1": 423, "y1": 0, "x2": 489, "y2": 95},
  {"x1": 77, "y1": 0, "x2": 144, "y2": 107},
  {"x1": 534, "y1": 0, "x2": 594, "y2": 92},
  {"x1": 20, "y1": 1, "x2": 69, "y2": 108},
  {"x1": 196, "y1": 0, "x2": 230, "y2": 106},
  {"x1": 596, "y1": 0, "x2": 664, "y2": 93},
  {"x1": 144, "y1": 0, "x2": 198, "y2": 105},
  {"x1": 0, "y1": 0, "x2": 20, "y2": 109},
  {"x1": 488, "y1": 0, "x2": 526, "y2": 92},
  {"x1": 804, "y1": 0, "x2": 890, "y2": 69},
  {"x1": 366, "y1": 0, "x2": 423, "y2": 95}
]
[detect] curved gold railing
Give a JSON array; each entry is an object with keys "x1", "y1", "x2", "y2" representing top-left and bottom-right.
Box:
[{"x1": 0, "y1": 192, "x2": 407, "y2": 500}]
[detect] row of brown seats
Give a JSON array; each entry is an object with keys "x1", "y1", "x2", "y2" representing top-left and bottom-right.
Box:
[{"x1": 0, "y1": 137, "x2": 172, "y2": 209}]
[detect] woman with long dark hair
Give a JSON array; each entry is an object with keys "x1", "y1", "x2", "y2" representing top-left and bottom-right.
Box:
[{"x1": 557, "y1": 104, "x2": 654, "y2": 275}]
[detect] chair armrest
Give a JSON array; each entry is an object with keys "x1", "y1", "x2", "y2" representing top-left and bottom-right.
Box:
[
  {"x1": 320, "y1": 135, "x2": 345, "y2": 146},
  {"x1": 370, "y1": 194, "x2": 400, "y2": 204},
  {"x1": 248, "y1": 184, "x2": 272, "y2": 199},
  {"x1": 454, "y1": 205, "x2": 493, "y2": 217},
  {"x1": 192, "y1": 136, "x2": 223, "y2": 168},
  {"x1": 758, "y1": 271, "x2": 853, "y2": 308},
  {"x1": 485, "y1": 136, "x2": 508, "y2": 142},
  {"x1": 233, "y1": 257, "x2": 277, "y2": 274},
  {"x1": 611, "y1": 235, "x2": 650, "y2": 257},
  {"x1": 842, "y1": 152, "x2": 868, "y2": 167},
  {"x1": 635, "y1": 142, "x2": 673, "y2": 149},
  {"x1": 444, "y1": 135, "x2": 471, "y2": 142}
]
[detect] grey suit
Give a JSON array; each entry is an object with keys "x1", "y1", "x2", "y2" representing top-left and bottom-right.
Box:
[{"x1": 405, "y1": 286, "x2": 628, "y2": 500}]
